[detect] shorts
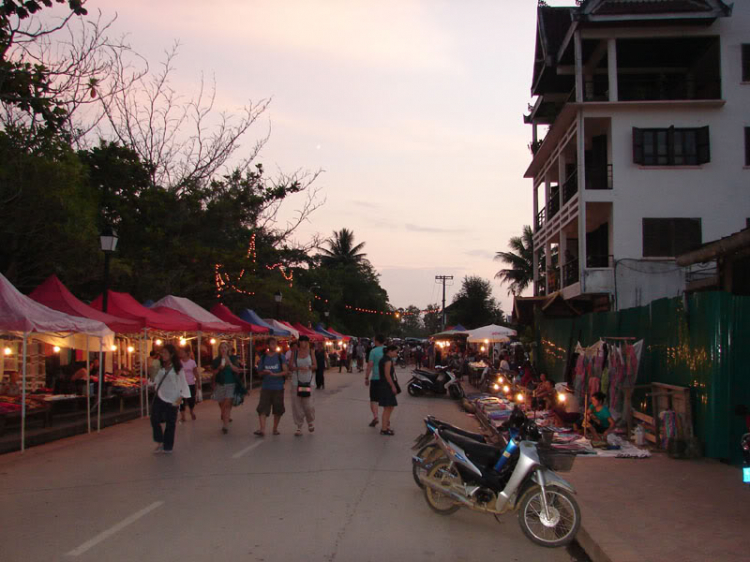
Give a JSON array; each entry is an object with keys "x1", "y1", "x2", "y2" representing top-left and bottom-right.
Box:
[
  {"x1": 369, "y1": 378, "x2": 381, "y2": 402},
  {"x1": 213, "y1": 383, "x2": 235, "y2": 402},
  {"x1": 257, "y1": 388, "x2": 285, "y2": 416}
]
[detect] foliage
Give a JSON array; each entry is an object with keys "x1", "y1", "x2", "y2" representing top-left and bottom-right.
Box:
[
  {"x1": 319, "y1": 228, "x2": 366, "y2": 269},
  {"x1": 422, "y1": 303, "x2": 443, "y2": 335},
  {"x1": 397, "y1": 305, "x2": 424, "y2": 337},
  {"x1": 447, "y1": 276, "x2": 504, "y2": 330},
  {"x1": 495, "y1": 225, "x2": 534, "y2": 296}
]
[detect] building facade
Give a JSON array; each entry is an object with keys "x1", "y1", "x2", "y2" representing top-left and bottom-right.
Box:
[{"x1": 525, "y1": 0, "x2": 749, "y2": 311}]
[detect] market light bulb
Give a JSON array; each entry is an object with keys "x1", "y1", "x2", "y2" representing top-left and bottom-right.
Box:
[
  {"x1": 110, "y1": 345, "x2": 117, "y2": 352},
  {"x1": 480, "y1": 346, "x2": 486, "y2": 352},
  {"x1": 493, "y1": 383, "x2": 500, "y2": 391},
  {"x1": 484, "y1": 339, "x2": 489, "y2": 344},
  {"x1": 516, "y1": 393, "x2": 524, "y2": 402},
  {"x1": 53, "y1": 346, "x2": 61, "y2": 353},
  {"x1": 3, "y1": 347, "x2": 11, "y2": 356},
  {"x1": 503, "y1": 385, "x2": 510, "y2": 393},
  {"x1": 127, "y1": 346, "x2": 135, "y2": 353},
  {"x1": 210, "y1": 338, "x2": 216, "y2": 345},
  {"x1": 179, "y1": 338, "x2": 186, "y2": 347},
  {"x1": 343, "y1": 343, "x2": 347, "y2": 349},
  {"x1": 155, "y1": 339, "x2": 163, "y2": 346},
  {"x1": 497, "y1": 376, "x2": 504, "y2": 384},
  {"x1": 557, "y1": 393, "x2": 567, "y2": 403},
  {"x1": 276, "y1": 346, "x2": 281, "y2": 353}
]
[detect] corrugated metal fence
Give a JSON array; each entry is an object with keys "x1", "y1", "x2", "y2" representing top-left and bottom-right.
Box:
[{"x1": 535, "y1": 291, "x2": 750, "y2": 463}]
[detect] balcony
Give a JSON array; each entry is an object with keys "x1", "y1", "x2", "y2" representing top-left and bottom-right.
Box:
[
  {"x1": 563, "y1": 258, "x2": 579, "y2": 288},
  {"x1": 586, "y1": 165, "x2": 612, "y2": 190},
  {"x1": 563, "y1": 169, "x2": 578, "y2": 204},
  {"x1": 548, "y1": 187, "x2": 561, "y2": 220},
  {"x1": 547, "y1": 268, "x2": 560, "y2": 294},
  {"x1": 617, "y1": 76, "x2": 721, "y2": 103},
  {"x1": 536, "y1": 207, "x2": 546, "y2": 232}
]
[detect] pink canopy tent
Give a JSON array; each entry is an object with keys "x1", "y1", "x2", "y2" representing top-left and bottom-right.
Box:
[
  {"x1": 90, "y1": 290, "x2": 197, "y2": 332},
  {"x1": 210, "y1": 304, "x2": 269, "y2": 334},
  {"x1": 152, "y1": 296, "x2": 241, "y2": 333},
  {"x1": 29, "y1": 275, "x2": 141, "y2": 334},
  {"x1": 292, "y1": 323, "x2": 325, "y2": 342},
  {"x1": 327, "y1": 327, "x2": 351, "y2": 341}
]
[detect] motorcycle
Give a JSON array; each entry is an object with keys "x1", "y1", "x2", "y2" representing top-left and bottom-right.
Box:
[
  {"x1": 736, "y1": 405, "x2": 750, "y2": 484},
  {"x1": 407, "y1": 367, "x2": 464, "y2": 400},
  {"x1": 412, "y1": 415, "x2": 493, "y2": 488},
  {"x1": 416, "y1": 407, "x2": 581, "y2": 548}
]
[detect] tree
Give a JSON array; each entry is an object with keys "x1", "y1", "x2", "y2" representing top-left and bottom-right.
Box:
[
  {"x1": 398, "y1": 305, "x2": 424, "y2": 337},
  {"x1": 495, "y1": 225, "x2": 534, "y2": 296},
  {"x1": 319, "y1": 228, "x2": 366, "y2": 269},
  {"x1": 447, "y1": 276, "x2": 504, "y2": 330},
  {"x1": 422, "y1": 303, "x2": 442, "y2": 336}
]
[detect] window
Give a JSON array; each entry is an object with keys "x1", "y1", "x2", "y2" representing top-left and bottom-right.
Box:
[
  {"x1": 745, "y1": 127, "x2": 750, "y2": 166},
  {"x1": 743, "y1": 44, "x2": 750, "y2": 82},
  {"x1": 633, "y1": 127, "x2": 710, "y2": 166},
  {"x1": 643, "y1": 218, "x2": 702, "y2": 258}
]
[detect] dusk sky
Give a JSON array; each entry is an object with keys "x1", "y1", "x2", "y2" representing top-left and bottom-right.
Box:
[{"x1": 91, "y1": 0, "x2": 567, "y2": 314}]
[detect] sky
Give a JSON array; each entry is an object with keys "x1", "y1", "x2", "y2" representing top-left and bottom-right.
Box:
[{"x1": 87, "y1": 0, "x2": 563, "y2": 314}]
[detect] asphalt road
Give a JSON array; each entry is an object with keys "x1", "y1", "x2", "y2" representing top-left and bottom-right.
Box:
[{"x1": 0, "y1": 368, "x2": 578, "y2": 562}]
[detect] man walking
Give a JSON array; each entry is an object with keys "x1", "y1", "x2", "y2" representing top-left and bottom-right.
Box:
[
  {"x1": 364, "y1": 334, "x2": 386, "y2": 427},
  {"x1": 255, "y1": 338, "x2": 288, "y2": 436}
]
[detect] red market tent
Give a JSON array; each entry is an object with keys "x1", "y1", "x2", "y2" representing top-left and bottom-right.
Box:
[
  {"x1": 29, "y1": 275, "x2": 141, "y2": 334},
  {"x1": 292, "y1": 323, "x2": 325, "y2": 342},
  {"x1": 210, "y1": 304, "x2": 269, "y2": 334},
  {"x1": 152, "y1": 296, "x2": 241, "y2": 333},
  {"x1": 151, "y1": 306, "x2": 201, "y2": 332},
  {"x1": 90, "y1": 290, "x2": 196, "y2": 332},
  {"x1": 326, "y1": 327, "x2": 351, "y2": 341}
]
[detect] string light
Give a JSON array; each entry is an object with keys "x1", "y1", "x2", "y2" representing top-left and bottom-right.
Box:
[
  {"x1": 155, "y1": 339, "x2": 163, "y2": 346},
  {"x1": 53, "y1": 346, "x2": 61, "y2": 353},
  {"x1": 179, "y1": 338, "x2": 187, "y2": 347},
  {"x1": 110, "y1": 345, "x2": 118, "y2": 351},
  {"x1": 127, "y1": 346, "x2": 135, "y2": 353},
  {"x1": 210, "y1": 338, "x2": 216, "y2": 345}
]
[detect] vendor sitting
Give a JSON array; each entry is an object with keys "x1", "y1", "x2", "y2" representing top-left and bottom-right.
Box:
[
  {"x1": 532, "y1": 372, "x2": 554, "y2": 409},
  {"x1": 0, "y1": 372, "x2": 21, "y2": 396},
  {"x1": 583, "y1": 391, "x2": 615, "y2": 440}
]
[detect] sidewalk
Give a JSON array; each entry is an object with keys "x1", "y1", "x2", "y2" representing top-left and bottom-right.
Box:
[{"x1": 566, "y1": 452, "x2": 750, "y2": 562}]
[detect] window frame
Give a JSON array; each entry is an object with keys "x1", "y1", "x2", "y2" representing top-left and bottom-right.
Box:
[
  {"x1": 642, "y1": 218, "x2": 702, "y2": 258},
  {"x1": 633, "y1": 126, "x2": 710, "y2": 166}
]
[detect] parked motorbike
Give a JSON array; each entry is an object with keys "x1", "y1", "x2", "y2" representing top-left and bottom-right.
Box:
[
  {"x1": 407, "y1": 367, "x2": 464, "y2": 400},
  {"x1": 416, "y1": 407, "x2": 581, "y2": 548},
  {"x1": 412, "y1": 415, "x2": 493, "y2": 488},
  {"x1": 736, "y1": 405, "x2": 750, "y2": 484}
]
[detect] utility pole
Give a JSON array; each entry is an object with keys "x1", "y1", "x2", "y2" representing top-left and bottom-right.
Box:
[{"x1": 435, "y1": 275, "x2": 453, "y2": 331}]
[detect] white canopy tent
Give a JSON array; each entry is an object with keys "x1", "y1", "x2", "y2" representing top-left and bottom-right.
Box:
[
  {"x1": 265, "y1": 319, "x2": 299, "y2": 339},
  {"x1": 0, "y1": 273, "x2": 114, "y2": 451},
  {"x1": 465, "y1": 324, "x2": 517, "y2": 343}
]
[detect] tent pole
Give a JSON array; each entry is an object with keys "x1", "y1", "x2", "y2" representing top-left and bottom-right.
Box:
[
  {"x1": 143, "y1": 329, "x2": 149, "y2": 418},
  {"x1": 97, "y1": 339, "x2": 103, "y2": 432},
  {"x1": 241, "y1": 338, "x2": 247, "y2": 387},
  {"x1": 86, "y1": 336, "x2": 91, "y2": 434},
  {"x1": 21, "y1": 333, "x2": 28, "y2": 452},
  {"x1": 197, "y1": 332, "x2": 202, "y2": 401},
  {"x1": 249, "y1": 336, "x2": 253, "y2": 391}
]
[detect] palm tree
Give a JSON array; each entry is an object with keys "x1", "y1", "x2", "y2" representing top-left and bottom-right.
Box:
[
  {"x1": 320, "y1": 228, "x2": 367, "y2": 268},
  {"x1": 495, "y1": 225, "x2": 534, "y2": 296}
]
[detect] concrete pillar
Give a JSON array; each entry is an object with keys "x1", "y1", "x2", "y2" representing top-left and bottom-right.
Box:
[
  {"x1": 544, "y1": 241, "x2": 552, "y2": 294},
  {"x1": 558, "y1": 154, "x2": 566, "y2": 208},
  {"x1": 533, "y1": 241, "x2": 539, "y2": 295},
  {"x1": 574, "y1": 31, "x2": 584, "y2": 103},
  {"x1": 559, "y1": 231, "x2": 568, "y2": 288},
  {"x1": 577, "y1": 111, "x2": 587, "y2": 291},
  {"x1": 533, "y1": 180, "x2": 539, "y2": 230},
  {"x1": 608, "y1": 38, "x2": 618, "y2": 102}
]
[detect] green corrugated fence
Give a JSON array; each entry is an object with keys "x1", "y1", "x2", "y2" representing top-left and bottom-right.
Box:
[{"x1": 535, "y1": 291, "x2": 750, "y2": 463}]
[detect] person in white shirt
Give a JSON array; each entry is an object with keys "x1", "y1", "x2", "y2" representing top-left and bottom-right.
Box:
[
  {"x1": 179, "y1": 347, "x2": 199, "y2": 423},
  {"x1": 151, "y1": 344, "x2": 192, "y2": 454}
]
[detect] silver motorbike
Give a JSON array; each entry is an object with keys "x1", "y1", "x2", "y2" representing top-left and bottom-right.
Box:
[{"x1": 416, "y1": 409, "x2": 581, "y2": 548}]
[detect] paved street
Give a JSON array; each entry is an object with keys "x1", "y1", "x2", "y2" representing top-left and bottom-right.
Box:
[{"x1": 0, "y1": 369, "x2": 577, "y2": 562}]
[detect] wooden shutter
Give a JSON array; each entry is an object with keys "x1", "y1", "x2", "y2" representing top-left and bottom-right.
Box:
[
  {"x1": 673, "y1": 219, "x2": 702, "y2": 255},
  {"x1": 696, "y1": 126, "x2": 710, "y2": 165},
  {"x1": 633, "y1": 127, "x2": 644, "y2": 165}
]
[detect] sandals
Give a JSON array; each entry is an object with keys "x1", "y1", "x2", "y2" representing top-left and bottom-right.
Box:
[
  {"x1": 380, "y1": 429, "x2": 395, "y2": 436},
  {"x1": 368, "y1": 418, "x2": 379, "y2": 427},
  {"x1": 253, "y1": 430, "x2": 264, "y2": 437},
  {"x1": 308, "y1": 424, "x2": 315, "y2": 433},
  {"x1": 221, "y1": 427, "x2": 228, "y2": 434},
  {"x1": 295, "y1": 428, "x2": 303, "y2": 437}
]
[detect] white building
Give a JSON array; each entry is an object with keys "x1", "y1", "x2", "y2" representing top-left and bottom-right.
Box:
[{"x1": 524, "y1": 0, "x2": 749, "y2": 311}]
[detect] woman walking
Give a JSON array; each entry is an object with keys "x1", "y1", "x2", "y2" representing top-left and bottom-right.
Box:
[
  {"x1": 314, "y1": 342, "x2": 326, "y2": 389},
  {"x1": 378, "y1": 345, "x2": 400, "y2": 436},
  {"x1": 211, "y1": 342, "x2": 241, "y2": 434},
  {"x1": 179, "y1": 347, "x2": 198, "y2": 422},
  {"x1": 290, "y1": 335, "x2": 317, "y2": 436},
  {"x1": 151, "y1": 345, "x2": 191, "y2": 454}
]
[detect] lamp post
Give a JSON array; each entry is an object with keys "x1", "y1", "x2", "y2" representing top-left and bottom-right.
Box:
[
  {"x1": 100, "y1": 225, "x2": 119, "y2": 313},
  {"x1": 274, "y1": 290, "x2": 282, "y2": 319}
]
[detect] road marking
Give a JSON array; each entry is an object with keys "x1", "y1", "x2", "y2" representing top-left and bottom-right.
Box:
[
  {"x1": 232, "y1": 440, "x2": 265, "y2": 459},
  {"x1": 66, "y1": 501, "x2": 164, "y2": 557}
]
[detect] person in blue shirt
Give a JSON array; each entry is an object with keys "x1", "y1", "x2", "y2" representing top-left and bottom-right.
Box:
[
  {"x1": 585, "y1": 391, "x2": 616, "y2": 440},
  {"x1": 254, "y1": 338, "x2": 288, "y2": 436},
  {"x1": 364, "y1": 334, "x2": 386, "y2": 427}
]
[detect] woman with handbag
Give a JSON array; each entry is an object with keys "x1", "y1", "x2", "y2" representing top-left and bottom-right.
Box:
[
  {"x1": 290, "y1": 335, "x2": 317, "y2": 436},
  {"x1": 151, "y1": 345, "x2": 192, "y2": 454},
  {"x1": 211, "y1": 341, "x2": 242, "y2": 435},
  {"x1": 378, "y1": 345, "x2": 400, "y2": 436}
]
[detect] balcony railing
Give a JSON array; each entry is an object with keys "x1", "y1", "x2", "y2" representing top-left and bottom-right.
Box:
[
  {"x1": 563, "y1": 259, "x2": 579, "y2": 288},
  {"x1": 547, "y1": 268, "x2": 560, "y2": 293},
  {"x1": 536, "y1": 207, "x2": 546, "y2": 232},
  {"x1": 585, "y1": 164, "x2": 613, "y2": 190},
  {"x1": 618, "y1": 76, "x2": 721, "y2": 102},
  {"x1": 563, "y1": 169, "x2": 578, "y2": 203},
  {"x1": 587, "y1": 254, "x2": 614, "y2": 269},
  {"x1": 548, "y1": 188, "x2": 560, "y2": 220}
]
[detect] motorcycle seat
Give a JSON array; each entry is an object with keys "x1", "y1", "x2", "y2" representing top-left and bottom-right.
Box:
[
  {"x1": 436, "y1": 423, "x2": 486, "y2": 443},
  {"x1": 439, "y1": 429, "x2": 502, "y2": 468}
]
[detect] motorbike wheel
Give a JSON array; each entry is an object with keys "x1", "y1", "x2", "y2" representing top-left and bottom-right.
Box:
[
  {"x1": 407, "y1": 383, "x2": 422, "y2": 397},
  {"x1": 517, "y1": 485, "x2": 581, "y2": 548},
  {"x1": 412, "y1": 443, "x2": 445, "y2": 489},
  {"x1": 448, "y1": 384, "x2": 463, "y2": 400},
  {"x1": 423, "y1": 461, "x2": 462, "y2": 515}
]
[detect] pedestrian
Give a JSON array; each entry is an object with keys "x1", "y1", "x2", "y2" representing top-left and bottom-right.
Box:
[
  {"x1": 179, "y1": 346, "x2": 198, "y2": 422},
  {"x1": 378, "y1": 345, "x2": 400, "y2": 436},
  {"x1": 415, "y1": 345, "x2": 423, "y2": 369},
  {"x1": 290, "y1": 335, "x2": 317, "y2": 436},
  {"x1": 338, "y1": 345, "x2": 348, "y2": 373},
  {"x1": 148, "y1": 349, "x2": 161, "y2": 381},
  {"x1": 151, "y1": 344, "x2": 191, "y2": 454},
  {"x1": 314, "y1": 341, "x2": 326, "y2": 389},
  {"x1": 364, "y1": 334, "x2": 386, "y2": 427},
  {"x1": 356, "y1": 340, "x2": 365, "y2": 372},
  {"x1": 211, "y1": 341, "x2": 242, "y2": 434},
  {"x1": 285, "y1": 341, "x2": 298, "y2": 364},
  {"x1": 255, "y1": 338, "x2": 289, "y2": 436}
]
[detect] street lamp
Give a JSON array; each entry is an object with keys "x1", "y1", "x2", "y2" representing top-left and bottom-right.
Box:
[
  {"x1": 274, "y1": 290, "x2": 282, "y2": 318},
  {"x1": 99, "y1": 225, "x2": 119, "y2": 313}
]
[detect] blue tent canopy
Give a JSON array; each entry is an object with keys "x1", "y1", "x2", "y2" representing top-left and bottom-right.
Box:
[
  {"x1": 143, "y1": 299, "x2": 155, "y2": 308},
  {"x1": 452, "y1": 324, "x2": 468, "y2": 332},
  {"x1": 240, "y1": 309, "x2": 289, "y2": 336},
  {"x1": 314, "y1": 323, "x2": 339, "y2": 340}
]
